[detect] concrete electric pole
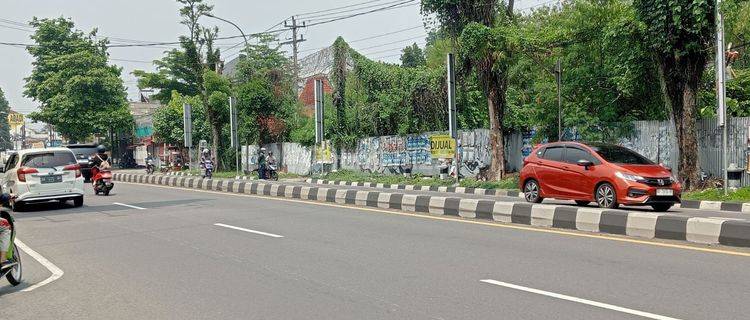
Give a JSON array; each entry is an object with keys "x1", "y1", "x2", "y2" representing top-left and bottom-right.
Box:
[
  {"x1": 282, "y1": 16, "x2": 306, "y2": 90},
  {"x1": 716, "y1": 0, "x2": 728, "y2": 195}
]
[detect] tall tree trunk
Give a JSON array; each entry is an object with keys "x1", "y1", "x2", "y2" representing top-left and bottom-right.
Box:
[
  {"x1": 486, "y1": 75, "x2": 507, "y2": 181},
  {"x1": 658, "y1": 56, "x2": 702, "y2": 190}
]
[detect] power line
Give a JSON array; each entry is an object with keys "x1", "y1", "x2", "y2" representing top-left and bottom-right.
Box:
[
  {"x1": 306, "y1": 0, "x2": 418, "y2": 27},
  {"x1": 295, "y1": 0, "x2": 389, "y2": 18},
  {"x1": 354, "y1": 34, "x2": 427, "y2": 52},
  {"x1": 300, "y1": 0, "x2": 409, "y2": 20},
  {"x1": 361, "y1": 41, "x2": 426, "y2": 56},
  {"x1": 298, "y1": 25, "x2": 424, "y2": 54}
]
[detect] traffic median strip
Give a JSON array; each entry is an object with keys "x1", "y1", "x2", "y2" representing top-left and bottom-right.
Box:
[
  {"x1": 115, "y1": 173, "x2": 750, "y2": 249},
  {"x1": 305, "y1": 178, "x2": 524, "y2": 198}
]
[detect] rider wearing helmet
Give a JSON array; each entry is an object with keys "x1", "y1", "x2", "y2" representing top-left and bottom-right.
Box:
[
  {"x1": 258, "y1": 148, "x2": 267, "y2": 179},
  {"x1": 200, "y1": 148, "x2": 213, "y2": 177},
  {"x1": 90, "y1": 145, "x2": 110, "y2": 184}
]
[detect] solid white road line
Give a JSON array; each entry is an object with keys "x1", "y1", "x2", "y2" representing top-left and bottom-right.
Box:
[
  {"x1": 214, "y1": 223, "x2": 284, "y2": 238},
  {"x1": 113, "y1": 202, "x2": 146, "y2": 210},
  {"x1": 479, "y1": 279, "x2": 682, "y2": 320},
  {"x1": 15, "y1": 239, "x2": 64, "y2": 292}
]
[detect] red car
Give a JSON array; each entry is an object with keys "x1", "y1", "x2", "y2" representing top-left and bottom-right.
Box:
[{"x1": 519, "y1": 142, "x2": 681, "y2": 211}]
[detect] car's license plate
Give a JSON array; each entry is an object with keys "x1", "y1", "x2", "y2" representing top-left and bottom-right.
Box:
[
  {"x1": 656, "y1": 189, "x2": 674, "y2": 196},
  {"x1": 40, "y1": 175, "x2": 63, "y2": 184}
]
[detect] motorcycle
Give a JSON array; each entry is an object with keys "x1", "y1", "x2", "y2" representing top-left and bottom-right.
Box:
[
  {"x1": 202, "y1": 160, "x2": 214, "y2": 179},
  {"x1": 267, "y1": 163, "x2": 279, "y2": 181},
  {"x1": 145, "y1": 159, "x2": 155, "y2": 174},
  {"x1": 159, "y1": 162, "x2": 170, "y2": 173},
  {"x1": 1, "y1": 203, "x2": 22, "y2": 286},
  {"x1": 92, "y1": 167, "x2": 114, "y2": 196}
]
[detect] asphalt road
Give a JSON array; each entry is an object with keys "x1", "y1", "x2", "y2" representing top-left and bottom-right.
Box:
[{"x1": 1, "y1": 181, "x2": 749, "y2": 319}]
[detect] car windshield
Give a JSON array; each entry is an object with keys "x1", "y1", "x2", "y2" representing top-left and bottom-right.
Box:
[
  {"x1": 590, "y1": 145, "x2": 653, "y2": 165},
  {"x1": 22, "y1": 152, "x2": 77, "y2": 168}
]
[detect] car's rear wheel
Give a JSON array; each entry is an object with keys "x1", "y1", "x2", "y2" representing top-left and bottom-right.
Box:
[
  {"x1": 595, "y1": 183, "x2": 619, "y2": 209},
  {"x1": 73, "y1": 196, "x2": 83, "y2": 207},
  {"x1": 524, "y1": 179, "x2": 543, "y2": 203},
  {"x1": 11, "y1": 200, "x2": 24, "y2": 212},
  {"x1": 651, "y1": 204, "x2": 672, "y2": 212},
  {"x1": 575, "y1": 200, "x2": 590, "y2": 206}
]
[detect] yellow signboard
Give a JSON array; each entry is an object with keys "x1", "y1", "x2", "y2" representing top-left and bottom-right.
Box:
[
  {"x1": 315, "y1": 143, "x2": 333, "y2": 163},
  {"x1": 430, "y1": 135, "x2": 456, "y2": 159},
  {"x1": 7, "y1": 113, "x2": 24, "y2": 127}
]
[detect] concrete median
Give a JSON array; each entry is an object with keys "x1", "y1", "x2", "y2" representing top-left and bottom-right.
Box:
[{"x1": 116, "y1": 173, "x2": 750, "y2": 248}]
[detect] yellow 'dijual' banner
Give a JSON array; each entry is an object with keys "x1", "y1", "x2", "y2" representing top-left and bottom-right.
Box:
[{"x1": 429, "y1": 135, "x2": 456, "y2": 159}]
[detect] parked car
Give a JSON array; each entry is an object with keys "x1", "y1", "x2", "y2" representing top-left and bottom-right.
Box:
[
  {"x1": 0, "y1": 148, "x2": 84, "y2": 211},
  {"x1": 519, "y1": 142, "x2": 681, "y2": 212},
  {"x1": 65, "y1": 143, "x2": 100, "y2": 182}
]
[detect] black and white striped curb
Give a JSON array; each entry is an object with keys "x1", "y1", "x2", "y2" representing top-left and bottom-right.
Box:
[
  {"x1": 162, "y1": 172, "x2": 254, "y2": 180},
  {"x1": 307, "y1": 179, "x2": 750, "y2": 213},
  {"x1": 306, "y1": 178, "x2": 524, "y2": 198},
  {"x1": 116, "y1": 173, "x2": 750, "y2": 248},
  {"x1": 679, "y1": 199, "x2": 750, "y2": 213}
]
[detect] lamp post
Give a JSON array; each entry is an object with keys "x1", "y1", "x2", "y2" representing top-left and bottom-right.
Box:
[{"x1": 204, "y1": 13, "x2": 249, "y2": 49}]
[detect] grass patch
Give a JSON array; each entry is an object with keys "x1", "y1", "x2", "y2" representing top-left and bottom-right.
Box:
[
  {"x1": 314, "y1": 170, "x2": 519, "y2": 190},
  {"x1": 682, "y1": 187, "x2": 750, "y2": 203}
]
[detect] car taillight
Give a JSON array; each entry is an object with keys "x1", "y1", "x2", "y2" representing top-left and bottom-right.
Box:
[
  {"x1": 63, "y1": 164, "x2": 82, "y2": 178},
  {"x1": 17, "y1": 167, "x2": 38, "y2": 182}
]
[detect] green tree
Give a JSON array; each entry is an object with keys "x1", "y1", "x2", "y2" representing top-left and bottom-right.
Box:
[
  {"x1": 233, "y1": 36, "x2": 298, "y2": 146},
  {"x1": 0, "y1": 88, "x2": 12, "y2": 150},
  {"x1": 23, "y1": 17, "x2": 132, "y2": 142},
  {"x1": 152, "y1": 91, "x2": 210, "y2": 147},
  {"x1": 422, "y1": 0, "x2": 516, "y2": 180},
  {"x1": 135, "y1": 0, "x2": 224, "y2": 166},
  {"x1": 400, "y1": 43, "x2": 427, "y2": 67},
  {"x1": 634, "y1": 0, "x2": 715, "y2": 189}
]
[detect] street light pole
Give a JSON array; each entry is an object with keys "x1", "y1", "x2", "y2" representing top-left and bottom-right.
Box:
[{"x1": 204, "y1": 13, "x2": 249, "y2": 52}]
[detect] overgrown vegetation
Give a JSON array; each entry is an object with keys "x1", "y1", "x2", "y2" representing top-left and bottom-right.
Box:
[{"x1": 683, "y1": 187, "x2": 750, "y2": 203}]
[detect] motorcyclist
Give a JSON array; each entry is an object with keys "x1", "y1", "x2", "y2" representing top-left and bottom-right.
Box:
[
  {"x1": 258, "y1": 148, "x2": 267, "y2": 179},
  {"x1": 200, "y1": 149, "x2": 214, "y2": 177},
  {"x1": 90, "y1": 145, "x2": 110, "y2": 185},
  {"x1": 0, "y1": 194, "x2": 12, "y2": 269}
]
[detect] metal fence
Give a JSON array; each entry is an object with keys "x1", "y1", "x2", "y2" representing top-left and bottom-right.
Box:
[{"x1": 621, "y1": 117, "x2": 750, "y2": 187}]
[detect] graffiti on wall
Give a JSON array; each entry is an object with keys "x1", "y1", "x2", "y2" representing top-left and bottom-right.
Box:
[{"x1": 378, "y1": 134, "x2": 432, "y2": 167}]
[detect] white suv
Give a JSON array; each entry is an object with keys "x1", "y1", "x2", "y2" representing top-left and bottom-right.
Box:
[{"x1": 1, "y1": 148, "x2": 85, "y2": 211}]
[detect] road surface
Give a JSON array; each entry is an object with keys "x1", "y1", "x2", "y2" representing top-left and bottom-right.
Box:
[{"x1": 1, "y1": 181, "x2": 748, "y2": 319}]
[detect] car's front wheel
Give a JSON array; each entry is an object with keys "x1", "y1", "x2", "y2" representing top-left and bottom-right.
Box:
[
  {"x1": 524, "y1": 179, "x2": 543, "y2": 203},
  {"x1": 595, "y1": 183, "x2": 619, "y2": 209}
]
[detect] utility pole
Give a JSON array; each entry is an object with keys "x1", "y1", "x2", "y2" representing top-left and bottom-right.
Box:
[
  {"x1": 282, "y1": 16, "x2": 306, "y2": 90},
  {"x1": 716, "y1": 0, "x2": 728, "y2": 195},
  {"x1": 555, "y1": 58, "x2": 563, "y2": 141}
]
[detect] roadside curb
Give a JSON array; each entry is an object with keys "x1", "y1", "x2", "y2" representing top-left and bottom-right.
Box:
[
  {"x1": 116, "y1": 173, "x2": 750, "y2": 248},
  {"x1": 305, "y1": 178, "x2": 525, "y2": 199},
  {"x1": 164, "y1": 171, "x2": 254, "y2": 180},
  {"x1": 679, "y1": 199, "x2": 750, "y2": 213}
]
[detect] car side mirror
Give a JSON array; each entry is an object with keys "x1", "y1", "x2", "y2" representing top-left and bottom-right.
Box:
[{"x1": 577, "y1": 159, "x2": 594, "y2": 169}]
